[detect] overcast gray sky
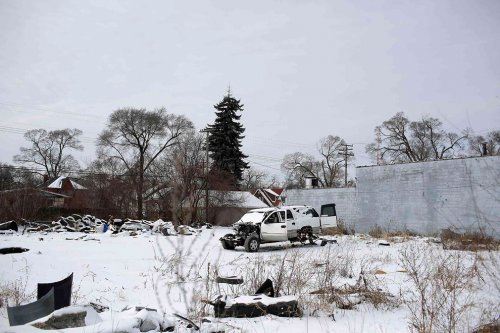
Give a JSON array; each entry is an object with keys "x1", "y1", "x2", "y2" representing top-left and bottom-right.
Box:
[{"x1": 1, "y1": 0, "x2": 499, "y2": 177}]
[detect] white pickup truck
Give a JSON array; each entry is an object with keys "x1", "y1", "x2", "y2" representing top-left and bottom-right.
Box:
[{"x1": 220, "y1": 204, "x2": 337, "y2": 252}]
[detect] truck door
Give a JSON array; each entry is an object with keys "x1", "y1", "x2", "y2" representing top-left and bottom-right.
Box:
[
  {"x1": 260, "y1": 211, "x2": 288, "y2": 242},
  {"x1": 285, "y1": 209, "x2": 298, "y2": 238},
  {"x1": 320, "y1": 204, "x2": 337, "y2": 229}
]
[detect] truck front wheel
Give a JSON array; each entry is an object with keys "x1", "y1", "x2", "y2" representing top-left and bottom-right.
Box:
[{"x1": 244, "y1": 234, "x2": 260, "y2": 252}]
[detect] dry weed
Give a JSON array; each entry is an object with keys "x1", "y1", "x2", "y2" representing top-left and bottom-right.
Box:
[
  {"x1": 399, "y1": 242, "x2": 487, "y2": 333},
  {"x1": 441, "y1": 229, "x2": 499, "y2": 252}
]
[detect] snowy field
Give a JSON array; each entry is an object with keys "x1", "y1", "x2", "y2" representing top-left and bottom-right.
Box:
[{"x1": 0, "y1": 226, "x2": 498, "y2": 333}]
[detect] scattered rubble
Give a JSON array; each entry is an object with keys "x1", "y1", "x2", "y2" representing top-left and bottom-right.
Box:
[
  {"x1": 212, "y1": 294, "x2": 301, "y2": 318},
  {"x1": 15, "y1": 215, "x2": 206, "y2": 237}
]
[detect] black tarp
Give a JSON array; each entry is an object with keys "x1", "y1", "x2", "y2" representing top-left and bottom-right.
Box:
[
  {"x1": 0, "y1": 247, "x2": 29, "y2": 255},
  {"x1": 37, "y1": 273, "x2": 73, "y2": 310},
  {"x1": 7, "y1": 288, "x2": 55, "y2": 326}
]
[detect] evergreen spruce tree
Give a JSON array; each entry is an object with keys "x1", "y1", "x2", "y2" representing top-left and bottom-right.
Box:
[{"x1": 208, "y1": 90, "x2": 249, "y2": 186}]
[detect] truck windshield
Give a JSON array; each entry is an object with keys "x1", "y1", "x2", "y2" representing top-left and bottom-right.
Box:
[{"x1": 239, "y1": 211, "x2": 268, "y2": 223}]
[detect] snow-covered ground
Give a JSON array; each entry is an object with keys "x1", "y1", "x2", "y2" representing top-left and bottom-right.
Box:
[{"x1": 0, "y1": 226, "x2": 498, "y2": 332}]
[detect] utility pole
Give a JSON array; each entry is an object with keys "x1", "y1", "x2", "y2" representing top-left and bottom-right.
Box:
[
  {"x1": 200, "y1": 127, "x2": 211, "y2": 223},
  {"x1": 338, "y1": 144, "x2": 354, "y2": 187}
]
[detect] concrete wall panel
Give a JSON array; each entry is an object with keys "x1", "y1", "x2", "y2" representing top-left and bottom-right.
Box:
[{"x1": 284, "y1": 156, "x2": 500, "y2": 236}]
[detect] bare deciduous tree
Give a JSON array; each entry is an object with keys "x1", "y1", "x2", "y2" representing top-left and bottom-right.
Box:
[
  {"x1": 281, "y1": 152, "x2": 318, "y2": 189},
  {"x1": 14, "y1": 128, "x2": 83, "y2": 177},
  {"x1": 82, "y1": 157, "x2": 136, "y2": 218},
  {"x1": 281, "y1": 135, "x2": 347, "y2": 188},
  {"x1": 366, "y1": 113, "x2": 469, "y2": 164},
  {"x1": 0, "y1": 164, "x2": 39, "y2": 191},
  {"x1": 0, "y1": 163, "x2": 15, "y2": 191},
  {"x1": 241, "y1": 167, "x2": 267, "y2": 190},
  {"x1": 240, "y1": 167, "x2": 280, "y2": 190},
  {"x1": 148, "y1": 132, "x2": 205, "y2": 223},
  {"x1": 97, "y1": 107, "x2": 193, "y2": 218},
  {"x1": 468, "y1": 130, "x2": 500, "y2": 156},
  {"x1": 317, "y1": 135, "x2": 347, "y2": 187}
]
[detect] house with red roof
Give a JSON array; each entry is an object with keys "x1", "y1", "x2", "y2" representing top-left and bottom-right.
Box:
[{"x1": 253, "y1": 188, "x2": 284, "y2": 207}]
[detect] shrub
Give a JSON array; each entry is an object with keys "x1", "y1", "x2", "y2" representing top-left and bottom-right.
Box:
[{"x1": 368, "y1": 224, "x2": 384, "y2": 238}]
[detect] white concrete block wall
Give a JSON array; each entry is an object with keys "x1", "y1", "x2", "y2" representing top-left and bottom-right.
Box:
[
  {"x1": 356, "y1": 156, "x2": 500, "y2": 235},
  {"x1": 283, "y1": 156, "x2": 500, "y2": 236},
  {"x1": 283, "y1": 188, "x2": 358, "y2": 227}
]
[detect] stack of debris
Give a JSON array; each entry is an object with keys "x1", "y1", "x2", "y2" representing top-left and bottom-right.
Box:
[{"x1": 209, "y1": 278, "x2": 301, "y2": 318}]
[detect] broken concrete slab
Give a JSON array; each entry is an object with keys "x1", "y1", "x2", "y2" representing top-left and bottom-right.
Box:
[{"x1": 31, "y1": 305, "x2": 102, "y2": 329}]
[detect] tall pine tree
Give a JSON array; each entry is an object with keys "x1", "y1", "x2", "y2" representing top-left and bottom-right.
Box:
[{"x1": 208, "y1": 90, "x2": 249, "y2": 186}]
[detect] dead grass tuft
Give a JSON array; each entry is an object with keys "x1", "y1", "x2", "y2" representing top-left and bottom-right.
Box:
[
  {"x1": 472, "y1": 321, "x2": 500, "y2": 333},
  {"x1": 441, "y1": 229, "x2": 499, "y2": 251},
  {"x1": 368, "y1": 224, "x2": 418, "y2": 242},
  {"x1": 321, "y1": 219, "x2": 355, "y2": 236}
]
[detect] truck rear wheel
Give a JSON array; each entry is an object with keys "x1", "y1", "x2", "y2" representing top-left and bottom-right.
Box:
[{"x1": 244, "y1": 234, "x2": 260, "y2": 252}]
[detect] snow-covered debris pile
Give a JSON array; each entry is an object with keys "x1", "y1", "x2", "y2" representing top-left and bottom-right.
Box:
[
  {"x1": 31, "y1": 305, "x2": 102, "y2": 329},
  {"x1": 18, "y1": 215, "x2": 205, "y2": 236},
  {"x1": 212, "y1": 294, "x2": 301, "y2": 318},
  {"x1": 177, "y1": 225, "x2": 199, "y2": 235},
  {"x1": 119, "y1": 220, "x2": 152, "y2": 232},
  {"x1": 152, "y1": 219, "x2": 177, "y2": 235},
  {"x1": 190, "y1": 222, "x2": 213, "y2": 229},
  {"x1": 23, "y1": 214, "x2": 105, "y2": 233}
]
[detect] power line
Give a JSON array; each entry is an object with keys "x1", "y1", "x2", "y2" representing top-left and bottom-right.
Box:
[
  {"x1": 247, "y1": 160, "x2": 282, "y2": 171},
  {"x1": 0, "y1": 101, "x2": 107, "y2": 121},
  {"x1": 0, "y1": 124, "x2": 291, "y2": 163},
  {"x1": 0, "y1": 165, "x2": 177, "y2": 180},
  {"x1": 245, "y1": 136, "x2": 316, "y2": 148},
  {"x1": 0, "y1": 125, "x2": 98, "y2": 144}
]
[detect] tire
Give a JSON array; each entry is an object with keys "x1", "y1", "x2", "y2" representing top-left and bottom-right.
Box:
[
  {"x1": 221, "y1": 240, "x2": 235, "y2": 250},
  {"x1": 221, "y1": 234, "x2": 236, "y2": 250},
  {"x1": 244, "y1": 234, "x2": 260, "y2": 252}
]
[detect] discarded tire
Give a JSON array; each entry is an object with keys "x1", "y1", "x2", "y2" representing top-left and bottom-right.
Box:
[{"x1": 221, "y1": 234, "x2": 236, "y2": 250}]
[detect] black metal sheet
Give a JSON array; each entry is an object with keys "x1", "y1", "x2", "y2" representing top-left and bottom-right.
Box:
[
  {"x1": 7, "y1": 288, "x2": 55, "y2": 326},
  {"x1": 37, "y1": 272, "x2": 73, "y2": 310}
]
